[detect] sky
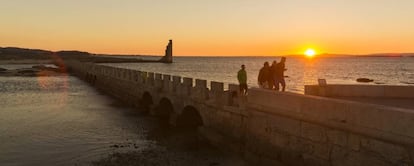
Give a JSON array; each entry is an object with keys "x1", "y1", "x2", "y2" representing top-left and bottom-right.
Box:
[{"x1": 1, "y1": 0, "x2": 414, "y2": 56}]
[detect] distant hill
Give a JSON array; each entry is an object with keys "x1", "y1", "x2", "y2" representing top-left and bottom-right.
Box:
[
  {"x1": 0, "y1": 47, "x2": 169, "y2": 63},
  {"x1": 0, "y1": 47, "x2": 93, "y2": 60},
  {"x1": 364, "y1": 53, "x2": 414, "y2": 57},
  {"x1": 0, "y1": 47, "x2": 54, "y2": 59},
  {"x1": 286, "y1": 53, "x2": 414, "y2": 58}
]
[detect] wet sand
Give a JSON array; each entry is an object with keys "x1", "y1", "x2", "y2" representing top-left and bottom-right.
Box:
[{"x1": 92, "y1": 118, "x2": 246, "y2": 166}]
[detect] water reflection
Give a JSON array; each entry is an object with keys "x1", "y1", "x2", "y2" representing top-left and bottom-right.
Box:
[
  {"x1": 0, "y1": 76, "x2": 151, "y2": 166},
  {"x1": 105, "y1": 56, "x2": 414, "y2": 93}
]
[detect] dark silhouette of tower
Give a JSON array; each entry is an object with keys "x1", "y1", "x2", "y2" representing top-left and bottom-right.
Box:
[{"x1": 159, "y1": 40, "x2": 173, "y2": 63}]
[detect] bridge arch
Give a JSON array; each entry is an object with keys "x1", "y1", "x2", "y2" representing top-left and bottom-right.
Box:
[
  {"x1": 140, "y1": 91, "x2": 153, "y2": 111},
  {"x1": 177, "y1": 106, "x2": 203, "y2": 130},
  {"x1": 154, "y1": 97, "x2": 174, "y2": 120}
]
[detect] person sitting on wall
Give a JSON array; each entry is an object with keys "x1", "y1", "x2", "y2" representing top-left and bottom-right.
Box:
[
  {"x1": 237, "y1": 64, "x2": 248, "y2": 95},
  {"x1": 258, "y1": 62, "x2": 272, "y2": 89}
]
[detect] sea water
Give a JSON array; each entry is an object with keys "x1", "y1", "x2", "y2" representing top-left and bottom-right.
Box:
[
  {"x1": 106, "y1": 56, "x2": 414, "y2": 93},
  {"x1": 0, "y1": 74, "x2": 152, "y2": 166},
  {"x1": 0, "y1": 64, "x2": 244, "y2": 166}
]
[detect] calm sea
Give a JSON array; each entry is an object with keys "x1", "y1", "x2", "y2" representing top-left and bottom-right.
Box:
[{"x1": 106, "y1": 56, "x2": 414, "y2": 93}]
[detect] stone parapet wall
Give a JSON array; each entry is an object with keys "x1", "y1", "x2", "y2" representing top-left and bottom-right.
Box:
[
  {"x1": 305, "y1": 84, "x2": 414, "y2": 98},
  {"x1": 247, "y1": 88, "x2": 414, "y2": 165}
]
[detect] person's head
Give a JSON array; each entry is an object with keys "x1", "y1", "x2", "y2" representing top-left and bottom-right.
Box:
[
  {"x1": 241, "y1": 64, "x2": 245, "y2": 70},
  {"x1": 264, "y1": 62, "x2": 269, "y2": 67},
  {"x1": 272, "y1": 60, "x2": 277, "y2": 66},
  {"x1": 281, "y1": 57, "x2": 286, "y2": 63}
]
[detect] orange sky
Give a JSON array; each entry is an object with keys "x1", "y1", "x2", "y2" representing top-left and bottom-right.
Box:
[{"x1": 1, "y1": 0, "x2": 414, "y2": 56}]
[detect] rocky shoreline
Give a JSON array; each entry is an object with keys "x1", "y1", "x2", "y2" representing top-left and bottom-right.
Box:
[
  {"x1": 0, "y1": 65, "x2": 67, "y2": 77},
  {"x1": 91, "y1": 119, "x2": 246, "y2": 166}
]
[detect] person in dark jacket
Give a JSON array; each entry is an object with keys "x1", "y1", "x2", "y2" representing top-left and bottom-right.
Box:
[
  {"x1": 270, "y1": 60, "x2": 278, "y2": 90},
  {"x1": 275, "y1": 57, "x2": 287, "y2": 91},
  {"x1": 258, "y1": 62, "x2": 272, "y2": 89}
]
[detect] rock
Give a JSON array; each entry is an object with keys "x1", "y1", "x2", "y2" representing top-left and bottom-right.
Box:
[
  {"x1": 110, "y1": 145, "x2": 120, "y2": 148},
  {"x1": 356, "y1": 78, "x2": 374, "y2": 83},
  {"x1": 16, "y1": 68, "x2": 39, "y2": 76},
  {"x1": 32, "y1": 65, "x2": 47, "y2": 69},
  {"x1": 18, "y1": 68, "x2": 38, "y2": 73}
]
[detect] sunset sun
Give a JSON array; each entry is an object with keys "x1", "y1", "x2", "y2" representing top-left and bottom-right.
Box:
[{"x1": 304, "y1": 49, "x2": 316, "y2": 58}]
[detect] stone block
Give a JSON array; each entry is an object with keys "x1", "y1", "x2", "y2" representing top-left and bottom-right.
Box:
[
  {"x1": 322, "y1": 85, "x2": 385, "y2": 97},
  {"x1": 269, "y1": 131, "x2": 290, "y2": 149},
  {"x1": 360, "y1": 137, "x2": 410, "y2": 164},
  {"x1": 211, "y1": 81, "x2": 224, "y2": 103},
  {"x1": 248, "y1": 88, "x2": 303, "y2": 115},
  {"x1": 384, "y1": 86, "x2": 414, "y2": 98},
  {"x1": 211, "y1": 81, "x2": 224, "y2": 93},
  {"x1": 327, "y1": 129, "x2": 348, "y2": 147},
  {"x1": 182, "y1": 77, "x2": 193, "y2": 95},
  {"x1": 148, "y1": 72, "x2": 154, "y2": 85},
  {"x1": 330, "y1": 145, "x2": 390, "y2": 166},
  {"x1": 172, "y1": 76, "x2": 181, "y2": 93},
  {"x1": 350, "y1": 103, "x2": 414, "y2": 138},
  {"x1": 127, "y1": 69, "x2": 134, "y2": 81},
  {"x1": 268, "y1": 114, "x2": 301, "y2": 136},
  {"x1": 348, "y1": 133, "x2": 361, "y2": 151},
  {"x1": 228, "y1": 84, "x2": 239, "y2": 92},
  {"x1": 140, "y1": 72, "x2": 147, "y2": 83},
  {"x1": 183, "y1": 77, "x2": 193, "y2": 87},
  {"x1": 163, "y1": 74, "x2": 171, "y2": 81},
  {"x1": 300, "y1": 96, "x2": 349, "y2": 125},
  {"x1": 155, "y1": 73, "x2": 162, "y2": 80},
  {"x1": 163, "y1": 75, "x2": 171, "y2": 93},
  {"x1": 133, "y1": 71, "x2": 140, "y2": 82},
  {"x1": 246, "y1": 111, "x2": 271, "y2": 140},
  {"x1": 195, "y1": 79, "x2": 207, "y2": 88},
  {"x1": 172, "y1": 76, "x2": 181, "y2": 85},
  {"x1": 300, "y1": 122, "x2": 328, "y2": 143},
  {"x1": 304, "y1": 85, "x2": 319, "y2": 96},
  {"x1": 194, "y1": 79, "x2": 208, "y2": 100}
]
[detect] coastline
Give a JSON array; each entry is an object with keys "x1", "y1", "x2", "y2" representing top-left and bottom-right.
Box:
[{"x1": 0, "y1": 59, "x2": 53, "y2": 64}]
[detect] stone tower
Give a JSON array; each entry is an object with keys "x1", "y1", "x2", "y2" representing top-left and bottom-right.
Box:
[{"x1": 160, "y1": 40, "x2": 173, "y2": 63}]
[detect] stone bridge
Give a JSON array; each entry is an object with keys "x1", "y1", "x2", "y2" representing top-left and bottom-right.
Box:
[{"x1": 66, "y1": 61, "x2": 414, "y2": 166}]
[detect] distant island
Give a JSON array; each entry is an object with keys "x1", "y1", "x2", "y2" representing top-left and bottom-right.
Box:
[
  {"x1": 286, "y1": 53, "x2": 414, "y2": 58},
  {"x1": 0, "y1": 45, "x2": 173, "y2": 63}
]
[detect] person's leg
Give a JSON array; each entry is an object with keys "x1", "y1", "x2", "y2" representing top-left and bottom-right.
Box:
[
  {"x1": 243, "y1": 84, "x2": 248, "y2": 95},
  {"x1": 275, "y1": 79, "x2": 280, "y2": 91},
  {"x1": 281, "y1": 78, "x2": 286, "y2": 92},
  {"x1": 239, "y1": 84, "x2": 243, "y2": 94},
  {"x1": 267, "y1": 81, "x2": 273, "y2": 90}
]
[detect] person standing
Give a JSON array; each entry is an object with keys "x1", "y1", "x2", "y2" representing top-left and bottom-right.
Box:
[
  {"x1": 258, "y1": 62, "x2": 271, "y2": 89},
  {"x1": 237, "y1": 64, "x2": 248, "y2": 95},
  {"x1": 270, "y1": 60, "x2": 278, "y2": 90},
  {"x1": 275, "y1": 57, "x2": 287, "y2": 91}
]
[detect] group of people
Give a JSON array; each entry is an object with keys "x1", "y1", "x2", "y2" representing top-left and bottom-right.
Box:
[
  {"x1": 237, "y1": 57, "x2": 287, "y2": 96},
  {"x1": 258, "y1": 57, "x2": 287, "y2": 91}
]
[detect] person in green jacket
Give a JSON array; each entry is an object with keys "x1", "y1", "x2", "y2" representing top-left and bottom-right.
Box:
[{"x1": 237, "y1": 64, "x2": 248, "y2": 95}]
